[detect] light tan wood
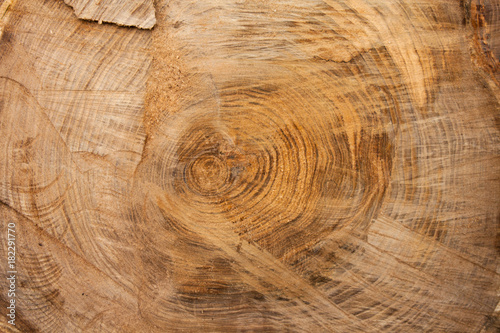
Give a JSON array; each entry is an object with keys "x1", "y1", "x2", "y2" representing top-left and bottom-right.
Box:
[
  {"x1": 0, "y1": 0, "x2": 499, "y2": 331},
  {"x1": 63, "y1": 0, "x2": 156, "y2": 29}
]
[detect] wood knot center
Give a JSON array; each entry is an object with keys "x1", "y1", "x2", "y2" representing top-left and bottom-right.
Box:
[{"x1": 187, "y1": 154, "x2": 229, "y2": 194}]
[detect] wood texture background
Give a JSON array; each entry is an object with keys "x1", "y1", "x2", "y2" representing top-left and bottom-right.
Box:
[{"x1": 0, "y1": 0, "x2": 499, "y2": 331}]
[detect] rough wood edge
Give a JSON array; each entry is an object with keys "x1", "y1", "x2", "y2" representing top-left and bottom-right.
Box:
[{"x1": 62, "y1": 0, "x2": 156, "y2": 29}]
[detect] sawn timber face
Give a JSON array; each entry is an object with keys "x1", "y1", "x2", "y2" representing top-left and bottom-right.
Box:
[{"x1": 0, "y1": 0, "x2": 499, "y2": 331}]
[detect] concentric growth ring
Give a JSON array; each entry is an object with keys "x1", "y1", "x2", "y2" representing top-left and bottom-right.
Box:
[{"x1": 143, "y1": 70, "x2": 396, "y2": 262}]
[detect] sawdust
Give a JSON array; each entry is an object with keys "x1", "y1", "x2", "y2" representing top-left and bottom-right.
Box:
[{"x1": 143, "y1": 12, "x2": 187, "y2": 135}]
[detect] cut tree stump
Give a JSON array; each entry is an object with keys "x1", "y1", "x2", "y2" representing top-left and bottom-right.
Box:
[{"x1": 0, "y1": 0, "x2": 499, "y2": 331}]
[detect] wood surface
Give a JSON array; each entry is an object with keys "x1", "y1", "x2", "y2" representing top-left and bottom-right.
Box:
[
  {"x1": 0, "y1": 0, "x2": 499, "y2": 331},
  {"x1": 62, "y1": 0, "x2": 155, "y2": 29}
]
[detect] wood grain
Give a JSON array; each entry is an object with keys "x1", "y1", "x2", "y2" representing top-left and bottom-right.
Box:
[
  {"x1": 0, "y1": 0, "x2": 499, "y2": 331},
  {"x1": 63, "y1": 0, "x2": 156, "y2": 29}
]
